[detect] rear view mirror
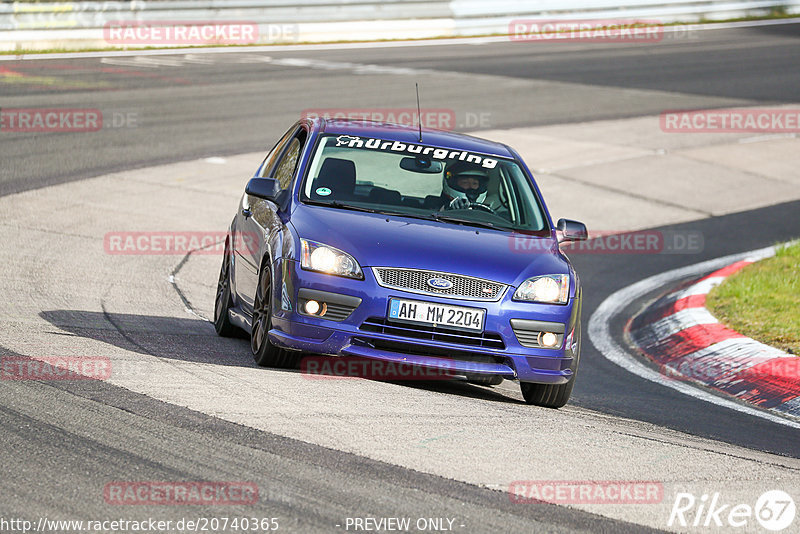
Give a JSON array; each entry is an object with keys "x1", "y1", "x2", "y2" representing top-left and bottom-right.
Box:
[
  {"x1": 245, "y1": 177, "x2": 281, "y2": 202},
  {"x1": 556, "y1": 218, "x2": 588, "y2": 243},
  {"x1": 399, "y1": 156, "x2": 443, "y2": 174}
]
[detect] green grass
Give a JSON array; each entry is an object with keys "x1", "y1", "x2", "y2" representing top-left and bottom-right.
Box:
[{"x1": 706, "y1": 241, "x2": 800, "y2": 354}]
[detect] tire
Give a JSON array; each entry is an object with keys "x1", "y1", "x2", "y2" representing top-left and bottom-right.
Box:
[
  {"x1": 520, "y1": 322, "x2": 581, "y2": 408},
  {"x1": 213, "y1": 242, "x2": 238, "y2": 337},
  {"x1": 520, "y1": 376, "x2": 575, "y2": 408},
  {"x1": 251, "y1": 262, "x2": 296, "y2": 368}
]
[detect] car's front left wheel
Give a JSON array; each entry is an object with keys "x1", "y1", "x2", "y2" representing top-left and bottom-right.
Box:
[
  {"x1": 520, "y1": 375, "x2": 575, "y2": 408},
  {"x1": 251, "y1": 263, "x2": 296, "y2": 368},
  {"x1": 520, "y1": 322, "x2": 581, "y2": 408}
]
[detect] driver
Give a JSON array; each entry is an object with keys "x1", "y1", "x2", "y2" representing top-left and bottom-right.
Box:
[{"x1": 441, "y1": 163, "x2": 490, "y2": 210}]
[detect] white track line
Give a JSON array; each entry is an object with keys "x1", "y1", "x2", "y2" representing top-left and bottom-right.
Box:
[
  {"x1": 1, "y1": 18, "x2": 798, "y2": 62},
  {"x1": 587, "y1": 244, "x2": 800, "y2": 430}
]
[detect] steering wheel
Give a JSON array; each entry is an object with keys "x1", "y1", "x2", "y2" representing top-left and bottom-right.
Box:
[{"x1": 468, "y1": 202, "x2": 495, "y2": 214}]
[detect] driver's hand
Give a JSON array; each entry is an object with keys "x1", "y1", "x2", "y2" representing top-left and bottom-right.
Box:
[{"x1": 448, "y1": 197, "x2": 471, "y2": 210}]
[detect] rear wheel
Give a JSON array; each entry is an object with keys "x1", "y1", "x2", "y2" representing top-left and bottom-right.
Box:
[
  {"x1": 521, "y1": 323, "x2": 581, "y2": 408},
  {"x1": 251, "y1": 263, "x2": 296, "y2": 368},
  {"x1": 213, "y1": 242, "x2": 238, "y2": 337}
]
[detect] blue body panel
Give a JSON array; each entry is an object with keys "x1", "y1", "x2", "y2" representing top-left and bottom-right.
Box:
[{"x1": 231, "y1": 118, "x2": 582, "y2": 385}]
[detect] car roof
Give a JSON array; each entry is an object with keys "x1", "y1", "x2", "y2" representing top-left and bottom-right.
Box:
[{"x1": 314, "y1": 118, "x2": 516, "y2": 159}]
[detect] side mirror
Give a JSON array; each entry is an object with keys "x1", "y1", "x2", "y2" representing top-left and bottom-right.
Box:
[
  {"x1": 245, "y1": 177, "x2": 281, "y2": 202},
  {"x1": 556, "y1": 218, "x2": 588, "y2": 243}
]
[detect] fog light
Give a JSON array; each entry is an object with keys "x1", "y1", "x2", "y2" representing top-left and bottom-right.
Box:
[
  {"x1": 305, "y1": 300, "x2": 320, "y2": 315},
  {"x1": 540, "y1": 332, "x2": 558, "y2": 348}
]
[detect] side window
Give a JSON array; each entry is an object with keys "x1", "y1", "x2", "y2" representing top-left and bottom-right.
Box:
[
  {"x1": 257, "y1": 126, "x2": 297, "y2": 178},
  {"x1": 271, "y1": 130, "x2": 307, "y2": 191}
]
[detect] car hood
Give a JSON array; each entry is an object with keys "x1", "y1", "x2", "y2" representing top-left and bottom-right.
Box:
[{"x1": 290, "y1": 204, "x2": 570, "y2": 287}]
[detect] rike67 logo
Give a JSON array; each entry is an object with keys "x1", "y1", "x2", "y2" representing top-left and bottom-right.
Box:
[{"x1": 669, "y1": 490, "x2": 796, "y2": 531}]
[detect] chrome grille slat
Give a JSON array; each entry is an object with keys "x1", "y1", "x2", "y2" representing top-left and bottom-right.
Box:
[{"x1": 372, "y1": 267, "x2": 506, "y2": 301}]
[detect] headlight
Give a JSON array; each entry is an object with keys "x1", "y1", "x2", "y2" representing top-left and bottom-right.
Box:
[
  {"x1": 513, "y1": 274, "x2": 569, "y2": 304},
  {"x1": 300, "y1": 239, "x2": 363, "y2": 279}
]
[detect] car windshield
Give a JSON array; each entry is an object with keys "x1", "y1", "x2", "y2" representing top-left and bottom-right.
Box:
[{"x1": 300, "y1": 134, "x2": 549, "y2": 232}]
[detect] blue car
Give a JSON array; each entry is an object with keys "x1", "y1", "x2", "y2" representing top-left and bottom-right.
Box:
[{"x1": 214, "y1": 118, "x2": 588, "y2": 407}]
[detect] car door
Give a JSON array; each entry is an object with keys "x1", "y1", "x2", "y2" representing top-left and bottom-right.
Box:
[{"x1": 234, "y1": 126, "x2": 306, "y2": 315}]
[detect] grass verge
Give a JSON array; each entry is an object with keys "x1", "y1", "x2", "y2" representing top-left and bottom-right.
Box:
[{"x1": 706, "y1": 241, "x2": 800, "y2": 354}]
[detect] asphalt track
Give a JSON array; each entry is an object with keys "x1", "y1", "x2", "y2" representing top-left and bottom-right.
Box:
[{"x1": 1, "y1": 22, "x2": 800, "y2": 533}]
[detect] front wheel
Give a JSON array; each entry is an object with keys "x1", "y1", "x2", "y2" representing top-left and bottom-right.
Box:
[
  {"x1": 251, "y1": 263, "x2": 296, "y2": 368},
  {"x1": 521, "y1": 323, "x2": 581, "y2": 408},
  {"x1": 520, "y1": 377, "x2": 575, "y2": 408}
]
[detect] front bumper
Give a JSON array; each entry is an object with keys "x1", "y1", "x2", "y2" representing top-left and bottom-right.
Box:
[{"x1": 270, "y1": 260, "x2": 578, "y2": 384}]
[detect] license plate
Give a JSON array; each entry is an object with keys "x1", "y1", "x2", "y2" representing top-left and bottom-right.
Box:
[{"x1": 388, "y1": 298, "x2": 485, "y2": 332}]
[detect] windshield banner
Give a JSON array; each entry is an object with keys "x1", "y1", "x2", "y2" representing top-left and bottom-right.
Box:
[{"x1": 332, "y1": 135, "x2": 499, "y2": 169}]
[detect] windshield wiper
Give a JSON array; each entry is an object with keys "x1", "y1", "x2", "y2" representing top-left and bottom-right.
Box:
[
  {"x1": 429, "y1": 212, "x2": 515, "y2": 231},
  {"x1": 306, "y1": 200, "x2": 436, "y2": 221},
  {"x1": 306, "y1": 200, "x2": 513, "y2": 229},
  {"x1": 305, "y1": 200, "x2": 380, "y2": 214}
]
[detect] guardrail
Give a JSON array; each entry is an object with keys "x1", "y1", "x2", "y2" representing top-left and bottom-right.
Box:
[{"x1": 0, "y1": 0, "x2": 798, "y2": 51}]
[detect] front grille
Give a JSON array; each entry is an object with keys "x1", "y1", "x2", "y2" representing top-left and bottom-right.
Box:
[
  {"x1": 372, "y1": 267, "x2": 506, "y2": 301},
  {"x1": 360, "y1": 317, "x2": 505, "y2": 350},
  {"x1": 352, "y1": 337, "x2": 507, "y2": 365},
  {"x1": 320, "y1": 303, "x2": 357, "y2": 321}
]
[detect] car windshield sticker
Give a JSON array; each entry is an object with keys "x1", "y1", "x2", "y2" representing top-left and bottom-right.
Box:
[
  {"x1": 333, "y1": 135, "x2": 499, "y2": 169},
  {"x1": 315, "y1": 187, "x2": 332, "y2": 196}
]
